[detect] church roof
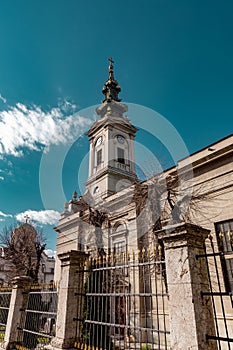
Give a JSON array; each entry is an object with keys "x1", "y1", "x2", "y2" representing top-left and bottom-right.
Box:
[{"x1": 12, "y1": 222, "x2": 38, "y2": 241}]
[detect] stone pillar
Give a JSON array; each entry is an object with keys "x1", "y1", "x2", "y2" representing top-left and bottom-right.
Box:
[
  {"x1": 0, "y1": 276, "x2": 32, "y2": 350},
  {"x1": 47, "y1": 250, "x2": 88, "y2": 350},
  {"x1": 157, "y1": 223, "x2": 218, "y2": 350}
]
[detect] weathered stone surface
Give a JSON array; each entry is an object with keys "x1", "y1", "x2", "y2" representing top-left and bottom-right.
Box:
[
  {"x1": 158, "y1": 223, "x2": 218, "y2": 350},
  {"x1": 45, "y1": 251, "x2": 88, "y2": 350}
]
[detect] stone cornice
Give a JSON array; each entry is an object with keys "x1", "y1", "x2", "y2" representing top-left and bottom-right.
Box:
[{"x1": 86, "y1": 165, "x2": 137, "y2": 185}]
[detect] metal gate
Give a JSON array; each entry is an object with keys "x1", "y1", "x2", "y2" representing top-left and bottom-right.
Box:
[
  {"x1": 16, "y1": 283, "x2": 58, "y2": 350},
  {"x1": 197, "y1": 235, "x2": 233, "y2": 349},
  {"x1": 0, "y1": 287, "x2": 12, "y2": 343},
  {"x1": 75, "y1": 249, "x2": 170, "y2": 350}
]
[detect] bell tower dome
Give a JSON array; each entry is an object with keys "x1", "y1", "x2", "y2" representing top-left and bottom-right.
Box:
[{"x1": 86, "y1": 59, "x2": 137, "y2": 199}]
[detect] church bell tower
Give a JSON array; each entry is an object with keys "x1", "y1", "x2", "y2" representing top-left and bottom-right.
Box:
[{"x1": 86, "y1": 58, "x2": 137, "y2": 199}]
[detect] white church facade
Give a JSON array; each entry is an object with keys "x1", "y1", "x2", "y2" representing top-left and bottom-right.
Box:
[
  {"x1": 51, "y1": 59, "x2": 233, "y2": 349},
  {"x1": 54, "y1": 60, "x2": 233, "y2": 286}
]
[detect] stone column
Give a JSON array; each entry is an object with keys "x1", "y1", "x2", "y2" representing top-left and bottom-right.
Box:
[
  {"x1": 0, "y1": 276, "x2": 32, "y2": 350},
  {"x1": 157, "y1": 223, "x2": 218, "y2": 350},
  {"x1": 47, "y1": 250, "x2": 88, "y2": 350}
]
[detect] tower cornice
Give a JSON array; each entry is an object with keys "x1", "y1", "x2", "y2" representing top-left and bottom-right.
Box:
[
  {"x1": 87, "y1": 114, "x2": 137, "y2": 138},
  {"x1": 96, "y1": 100, "x2": 127, "y2": 118}
]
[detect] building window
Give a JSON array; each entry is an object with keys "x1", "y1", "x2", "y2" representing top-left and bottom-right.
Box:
[
  {"x1": 114, "y1": 241, "x2": 125, "y2": 254},
  {"x1": 215, "y1": 219, "x2": 233, "y2": 292},
  {"x1": 117, "y1": 148, "x2": 125, "y2": 164},
  {"x1": 114, "y1": 241, "x2": 126, "y2": 265},
  {"x1": 97, "y1": 149, "x2": 102, "y2": 166},
  {"x1": 50, "y1": 268, "x2": 54, "y2": 274}
]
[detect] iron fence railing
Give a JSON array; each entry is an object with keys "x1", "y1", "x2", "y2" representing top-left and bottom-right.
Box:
[
  {"x1": 17, "y1": 283, "x2": 58, "y2": 350},
  {"x1": 0, "y1": 287, "x2": 12, "y2": 343},
  {"x1": 197, "y1": 235, "x2": 233, "y2": 350},
  {"x1": 75, "y1": 249, "x2": 170, "y2": 350}
]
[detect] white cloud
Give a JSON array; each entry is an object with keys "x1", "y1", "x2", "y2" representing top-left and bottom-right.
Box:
[
  {"x1": 58, "y1": 98, "x2": 78, "y2": 113},
  {"x1": 0, "y1": 102, "x2": 93, "y2": 157},
  {"x1": 0, "y1": 211, "x2": 12, "y2": 218},
  {"x1": 0, "y1": 167, "x2": 13, "y2": 179},
  {"x1": 0, "y1": 94, "x2": 7, "y2": 103},
  {"x1": 16, "y1": 210, "x2": 61, "y2": 225},
  {"x1": 44, "y1": 249, "x2": 56, "y2": 258}
]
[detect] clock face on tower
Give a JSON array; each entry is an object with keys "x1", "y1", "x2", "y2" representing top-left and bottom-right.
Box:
[
  {"x1": 117, "y1": 135, "x2": 125, "y2": 144},
  {"x1": 96, "y1": 136, "x2": 103, "y2": 147}
]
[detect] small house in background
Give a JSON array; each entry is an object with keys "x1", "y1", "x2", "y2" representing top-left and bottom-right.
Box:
[{"x1": 38, "y1": 251, "x2": 55, "y2": 284}]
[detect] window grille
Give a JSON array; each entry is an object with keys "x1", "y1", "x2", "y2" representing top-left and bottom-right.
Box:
[
  {"x1": 215, "y1": 219, "x2": 233, "y2": 292},
  {"x1": 114, "y1": 241, "x2": 125, "y2": 254}
]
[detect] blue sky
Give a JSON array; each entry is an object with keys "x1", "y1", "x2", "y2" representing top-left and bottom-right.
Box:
[{"x1": 0, "y1": 0, "x2": 233, "y2": 253}]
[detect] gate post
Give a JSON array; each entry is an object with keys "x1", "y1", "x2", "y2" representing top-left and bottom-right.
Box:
[
  {"x1": 0, "y1": 276, "x2": 32, "y2": 350},
  {"x1": 47, "y1": 250, "x2": 88, "y2": 350},
  {"x1": 158, "y1": 223, "x2": 217, "y2": 350}
]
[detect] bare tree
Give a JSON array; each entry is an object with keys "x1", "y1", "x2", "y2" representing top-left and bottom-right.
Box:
[
  {"x1": 0, "y1": 222, "x2": 46, "y2": 283},
  {"x1": 134, "y1": 166, "x2": 217, "y2": 229}
]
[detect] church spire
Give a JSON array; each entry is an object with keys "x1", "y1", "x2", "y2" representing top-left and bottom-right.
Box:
[{"x1": 102, "y1": 58, "x2": 121, "y2": 103}]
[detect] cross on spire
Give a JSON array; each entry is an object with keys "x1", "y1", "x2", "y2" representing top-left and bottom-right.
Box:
[
  {"x1": 108, "y1": 57, "x2": 114, "y2": 65},
  {"x1": 24, "y1": 214, "x2": 30, "y2": 223}
]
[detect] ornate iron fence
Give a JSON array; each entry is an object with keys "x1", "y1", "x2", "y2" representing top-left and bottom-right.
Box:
[
  {"x1": 16, "y1": 283, "x2": 58, "y2": 350},
  {"x1": 75, "y1": 249, "x2": 170, "y2": 350},
  {"x1": 0, "y1": 287, "x2": 12, "y2": 343},
  {"x1": 197, "y1": 235, "x2": 233, "y2": 349}
]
